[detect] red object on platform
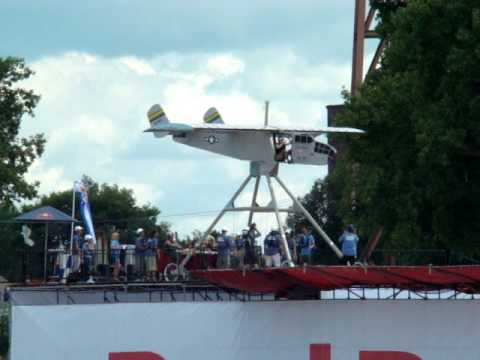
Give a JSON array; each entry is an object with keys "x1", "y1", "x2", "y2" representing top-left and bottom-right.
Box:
[{"x1": 192, "y1": 265, "x2": 480, "y2": 294}]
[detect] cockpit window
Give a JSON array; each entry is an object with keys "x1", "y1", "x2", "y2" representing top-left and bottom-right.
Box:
[
  {"x1": 295, "y1": 134, "x2": 313, "y2": 144},
  {"x1": 314, "y1": 142, "x2": 334, "y2": 156}
]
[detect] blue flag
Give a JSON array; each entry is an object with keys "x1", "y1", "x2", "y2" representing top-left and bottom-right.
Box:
[{"x1": 74, "y1": 180, "x2": 96, "y2": 244}]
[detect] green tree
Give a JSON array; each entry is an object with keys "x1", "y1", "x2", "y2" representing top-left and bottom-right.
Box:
[
  {"x1": 0, "y1": 57, "x2": 45, "y2": 204},
  {"x1": 287, "y1": 179, "x2": 343, "y2": 238},
  {"x1": 331, "y1": 0, "x2": 480, "y2": 254}
]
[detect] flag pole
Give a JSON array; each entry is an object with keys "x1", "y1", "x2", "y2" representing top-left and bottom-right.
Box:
[{"x1": 70, "y1": 185, "x2": 76, "y2": 254}]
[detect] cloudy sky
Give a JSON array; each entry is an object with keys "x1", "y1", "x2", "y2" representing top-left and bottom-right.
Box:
[{"x1": 1, "y1": 1, "x2": 374, "y2": 237}]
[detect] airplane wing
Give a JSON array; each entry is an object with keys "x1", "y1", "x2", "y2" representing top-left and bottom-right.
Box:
[{"x1": 145, "y1": 122, "x2": 364, "y2": 135}]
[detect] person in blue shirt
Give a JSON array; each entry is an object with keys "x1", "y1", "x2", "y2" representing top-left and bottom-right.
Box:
[
  {"x1": 216, "y1": 229, "x2": 233, "y2": 268},
  {"x1": 263, "y1": 230, "x2": 282, "y2": 267},
  {"x1": 298, "y1": 226, "x2": 316, "y2": 265},
  {"x1": 339, "y1": 224, "x2": 360, "y2": 265}
]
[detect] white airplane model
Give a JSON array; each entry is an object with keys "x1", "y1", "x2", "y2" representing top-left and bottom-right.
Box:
[{"x1": 145, "y1": 103, "x2": 364, "y2": 265}]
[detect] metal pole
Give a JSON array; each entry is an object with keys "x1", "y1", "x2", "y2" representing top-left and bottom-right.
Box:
[
  {"x1": 43, "y1": 223, "x2": 48, "y2": 283},
  {"x1": 266, "y1": 176, "x2": 292, "y2": 265},
  {"x1": 248, "y1": 176, "x2": 261, "y2": 226},
  {"x1": 70, "y1": 187, "x2": 76, "y2": 255},
  {"x1": 202, "y1": 175, "x2": 253, "y2": 240},
  {"x1": 274, "y1": 176, "x2": 343, "y2": 258},
  {"x1": 264, "y1": 101, "x2": 269, "y2": 127},
  {"x1": 351, "y1": 0, "x2": 366, "y2": 95}
]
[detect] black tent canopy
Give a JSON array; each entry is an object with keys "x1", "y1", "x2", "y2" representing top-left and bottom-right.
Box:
[{"x1": 15, "y1": 206, "x2": 77, "y2": 282}]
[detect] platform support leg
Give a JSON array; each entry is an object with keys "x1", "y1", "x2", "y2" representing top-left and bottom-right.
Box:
[
  {"x1": 248, "y1": 176, "x2": 261, "y2": 226},
  {"x1": 274, "y1": 176, "x2": 343, "y2": 259},
  {"x1": 203, "y1": 175, "x2": 252, "y2": 240},
  {"x1": 266, "y1": 176, "x2": 293, "y2": 266}
]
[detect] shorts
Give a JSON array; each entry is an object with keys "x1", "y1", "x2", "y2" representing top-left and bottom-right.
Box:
[
  {"x1": 146, "y1": 255, "x2": 157, "y2": 272},
  {"x1": 110, "y1": 253, "x2": 120, "y2": 265},
  {"x1": 264, "y1": 253, "x2": 281, "y2": 267}
]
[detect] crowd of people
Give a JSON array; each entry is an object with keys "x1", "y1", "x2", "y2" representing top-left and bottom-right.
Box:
[{"x1": 52, "y1": 223, "x2": 360, "y2": 283}]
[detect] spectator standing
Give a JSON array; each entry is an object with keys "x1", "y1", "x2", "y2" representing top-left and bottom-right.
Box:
[
  {"x1": 200, "y1": 233, "x2": 216, "y2": 269},
  {"x1": 110, "y1": 232, "x2": 122, "y2": 282},
  {"x1": 339, "y1": 225, "x2": 360, "y2": 265},
  {"x1": 82, "y1": 234, "x2": 95, "y2": 284},
  {"x1": 216, "y1": 229, "x2": 233, "y2": 268},
  {"x1": 245, "y1": 223, "x2": 261, "y2": 268},
  {"x1": 95, "y1": 231, "x2": 109, "y2": 277},
  {"x1": 298, "y1": 226, "x2": 316, "y2": 265},
  {"x1": 135, "y1": 228, "x2": 148, "y2": 279},
  {"x1": 234, "y1": 230, "x2": 248, "y2": 268},
  {"x1": 264, "y1": 230, "x2": 282, "y2": 267},
  {"x1": 164, "y1": 232, "x2": 183, "y2": 263},
  {"x1": 146, "y1": 230, "x2": 159, "y2": 281},
  {"x1": 71, "y1": 225, "x2": 83, "y2": 273}
]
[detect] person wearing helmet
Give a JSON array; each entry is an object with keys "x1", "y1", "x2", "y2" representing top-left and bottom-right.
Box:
[
  {"x1": 82, "y1": 234, "x2": 95, "y2": 284},
  {"x1": 339, "y1": 225, "x2": 360, "y2": 266},
  {"x1": 71, "y1": 225, "x2": 83, "y2": 273},
  {"x1": 135, "y1": 228, "x2": 148, "y2": 279},
  {"x1": 263, "y1": 229, "x2": 282, "y2": 267}
]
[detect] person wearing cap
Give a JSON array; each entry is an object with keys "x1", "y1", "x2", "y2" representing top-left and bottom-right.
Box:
[
  {"x1": 264, "y1": 229, "x2": 282, "y2": 267},
  {"x1": 245, "y1": 223, "x2": 261, "y2": 268},
  {"x1": 339, "y1": 225, "x2": 360, "y2": 266},
  {"x1": 216, "y1": 229, "x2": 233, "y2": 268},
  {"x1": 135, "y1": 228, "x2": 148, "y2": 279},
  {"x1": 82, "y1": 234, "x2": 96, "y2": 284}
]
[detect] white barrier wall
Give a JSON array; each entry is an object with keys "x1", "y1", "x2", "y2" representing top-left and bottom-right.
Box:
[{"x1": 11, "y1": 300, "x2": 480, "y2": 360}]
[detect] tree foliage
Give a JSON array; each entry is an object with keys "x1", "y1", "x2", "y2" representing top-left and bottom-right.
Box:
[
  {"x1": 331, "y1": 0, "x2": 480, "y2": 252},
  {"x1": 0, "y1": 57, "x2": 45, "y2": 204}
]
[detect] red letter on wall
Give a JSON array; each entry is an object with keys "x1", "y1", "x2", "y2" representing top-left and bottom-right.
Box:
[
  {"x1": 360, "y1": 351, "x2": 422, "y2": 360},
  {"x1": 310, "y1": 344, "x2": 331, "y2": 360},
  {"x1": 109, "y1": 352, "x2": 165, "y2": 360}
]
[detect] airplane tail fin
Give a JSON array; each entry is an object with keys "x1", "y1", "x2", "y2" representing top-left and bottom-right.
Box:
[
  {"x1": 147, "y1": 104, "x2": 169, "y2": 138},
  {"x1": 203, "y1": 107, "x2": 224, "y2": 124}
]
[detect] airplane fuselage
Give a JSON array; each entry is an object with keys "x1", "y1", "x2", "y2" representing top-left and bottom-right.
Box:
[{"x1": 173, "y1": 130, "x2": 333, "y2": 166}]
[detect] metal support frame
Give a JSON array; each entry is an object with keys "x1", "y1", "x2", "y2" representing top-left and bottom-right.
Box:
[
  {"x1": 351, "y1": 0, "x2": 391, "y2": 95},
  {"x1": 200, "y1": 164, "x2": 343, "y2": 262},
  {"x1": 248, "y1": 176, "x2": 261, "y2": 226},
  {"x1": 266, "y1": 176, "x2": 292, "y2": 265},
  {"x1": 275, "y1": 177, "x2": 343, "y2": 258},
  {"x1": 202, "y1": 175, "x2": 253, "y2": 239}
]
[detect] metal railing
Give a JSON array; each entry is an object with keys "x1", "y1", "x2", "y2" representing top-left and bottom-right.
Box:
[{"x1": 11, "y1": 248, "x2": 480, "y2": 284}]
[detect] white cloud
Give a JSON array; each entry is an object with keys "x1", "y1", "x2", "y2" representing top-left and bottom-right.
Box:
[
  {"x1": 120, "y1": 57, "x2": 156, "y2": 76},
  {"x1": 207, "y1": 54, "x2": 245, "y2": 77},
  {"x1": 20, "y1": 49, "x2": 348, "y2": 237}
]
